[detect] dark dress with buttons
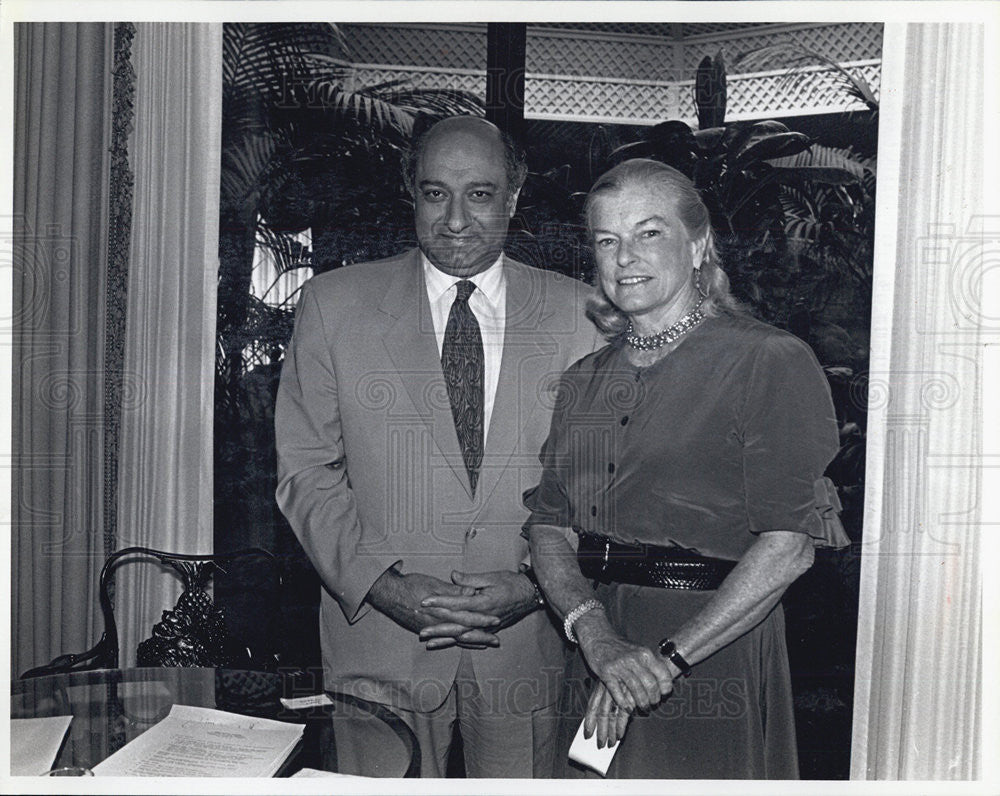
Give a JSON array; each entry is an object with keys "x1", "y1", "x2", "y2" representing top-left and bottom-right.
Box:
[{"x1": 523, "y1": 312, "x2": 845, "y2": 779}]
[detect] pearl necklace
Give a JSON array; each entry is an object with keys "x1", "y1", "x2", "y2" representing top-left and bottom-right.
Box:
[{"x1": 625, "y1": 300, "x2": 706, "y2": 351}]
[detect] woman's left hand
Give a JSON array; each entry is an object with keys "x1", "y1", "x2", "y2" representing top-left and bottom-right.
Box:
[{"x1": 585, "y1": 681, "x2": 633, "y2": 748}]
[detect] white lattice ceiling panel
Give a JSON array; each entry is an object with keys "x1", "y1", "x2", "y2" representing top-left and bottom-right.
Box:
[
  {"x1": 526, "y1": 77, "x2": 675, "y2": 124},
  {"x1": 525, "y1": 65, "x2": 878, "y2": 127},
  {"x1": 528, "y1": 31, "x2": 674, "y2": 81},
  {"x1": 677, "y1": 89, "x2": 696, "y2": 122},
  {"x1": 726, "y1": 66, "x2": 878, "y2": 119},
  {"x1": 681, "y1": 23, "x2": 883, "y2": 73},
  {"x1": 341, "y1": 24, "x2": 485, "y2": 69},
  {"x1": 337, "y1": 23, "x2": 880, "y2": 127},
  {"x1": 531, "y1": 23, "x2": 775, "y2": 39},
  {"x1": 532, "y1": 23, "x2": 677, "y2": 37},
  {"x1": 681, "y1": 23, "x2": 773, "y2": 38}
]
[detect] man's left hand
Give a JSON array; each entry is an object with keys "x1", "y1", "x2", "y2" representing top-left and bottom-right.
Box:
[{"x1": 419, "y1": 570, "x2": 539, "y2": 649}]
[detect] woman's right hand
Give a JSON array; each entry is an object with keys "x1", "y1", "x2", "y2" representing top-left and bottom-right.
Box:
[{"x1": 575, "y1": 610, "x2": 675, "y2": 721}]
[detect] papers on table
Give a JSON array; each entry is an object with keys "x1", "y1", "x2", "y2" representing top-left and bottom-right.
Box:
[
  {"x1": 91, "y1": 704, "x2": 303, "y2": 777},
  {"x1": 567, "y1": 716, "x2": 620, "y2": 777},
  {"x1": 10, "y1": 716, "x2": 73, "y2": 776}
]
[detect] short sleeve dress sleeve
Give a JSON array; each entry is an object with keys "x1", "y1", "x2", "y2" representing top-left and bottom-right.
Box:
[
  {"x1": 740, "y1": 333, "x2": 849, "y2": 547},
  {"x1": 522, "y1": 374, "x2": 575, "y2": 532}
]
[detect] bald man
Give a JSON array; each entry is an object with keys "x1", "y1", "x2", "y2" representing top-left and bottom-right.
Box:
[{"x1": 276, "y1": 117, "x2": 599, "y2": 777}]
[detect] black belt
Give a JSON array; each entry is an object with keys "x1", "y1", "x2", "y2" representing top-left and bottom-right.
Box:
[{"x1": 576, "y1": 532, "x2": 736, "y2": 590}]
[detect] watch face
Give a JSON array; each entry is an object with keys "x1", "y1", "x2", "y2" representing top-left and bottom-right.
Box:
[{"x1": 659, "y1": 640, "x2": 692, "y2": 677}]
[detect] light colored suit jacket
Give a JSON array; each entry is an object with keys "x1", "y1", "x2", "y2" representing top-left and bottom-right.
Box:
[{"x1": 275, "y1": 249, "x2": 600, "y2": 713}]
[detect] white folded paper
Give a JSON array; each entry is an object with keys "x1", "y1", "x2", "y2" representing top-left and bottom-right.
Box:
[
  {"x1": 291, "y1": 767, "x2": 368, "y2": 778},
  {"x1": 279, "y1": 693, "x2": 334, "y2": 710},
  {"x1": 10, "y1": 716, "x2": 72, "y2": 776},
  {"x1": 567, "y1": 716, "x2": 620, "y2": 777}
]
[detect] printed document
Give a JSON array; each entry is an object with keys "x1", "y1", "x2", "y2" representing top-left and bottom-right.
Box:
[{"x1": 92, "y1": 704, "x2": 303, "y2": 777}]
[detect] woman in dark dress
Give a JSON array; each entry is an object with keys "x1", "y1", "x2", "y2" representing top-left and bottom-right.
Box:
[{"x1": 524, "y1": 159, "x2": 848, "y2": 778}]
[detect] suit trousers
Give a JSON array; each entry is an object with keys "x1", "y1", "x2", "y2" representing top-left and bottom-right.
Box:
[{"x1": 333, "y1": 650, "x2": 559, "y2": 778}]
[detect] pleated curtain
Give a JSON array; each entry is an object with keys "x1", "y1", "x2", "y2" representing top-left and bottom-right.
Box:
[
  {"x1": 11, "y1": 22, "x2": 220, "y2": 676},
  {"x1": 12, "y1": 22, "x2": 114, "y2": 678},
  {"x1": 851, "y1": 22, "x2": 985, "y2": 780},
  {"x1": 113, "y1": 23, "x2": 222, "y2": 665}
]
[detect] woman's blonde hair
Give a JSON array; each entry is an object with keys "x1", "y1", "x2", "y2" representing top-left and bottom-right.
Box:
[{"x1": 583, "y1": 158, "x2": 743, "y2": 338}]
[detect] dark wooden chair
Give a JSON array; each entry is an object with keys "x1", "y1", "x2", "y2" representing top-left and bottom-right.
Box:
[{"x1": 20, "y1": 546, "x2": 283, "y2": 679}]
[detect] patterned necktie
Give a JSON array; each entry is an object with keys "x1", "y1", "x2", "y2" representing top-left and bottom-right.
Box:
[{"x1": 441, "y1": 279, "x2": 484, "y2": 495}]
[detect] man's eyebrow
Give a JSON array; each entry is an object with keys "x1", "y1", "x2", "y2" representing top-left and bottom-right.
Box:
[{"x1": 417, "y1": 180, "x2": 499, "y2": 190}]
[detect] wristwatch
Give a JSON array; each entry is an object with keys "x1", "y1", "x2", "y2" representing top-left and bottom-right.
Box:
[
  {"x1": 658, "y1": 638, "x2": 693, "y2": 677},
  {"x1": 520, "y1": 566, "x2": 545, "y2": 608}
]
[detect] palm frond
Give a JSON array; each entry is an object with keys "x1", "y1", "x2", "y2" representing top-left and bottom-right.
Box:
[
  {"x1": 224, "y1": 23, "x2": 353, "y2": 140},
  {"x1": 766, "y1": 144, "x2": 867, "y2": 185},
  {"x1": 224, "y1": 294, "x2": 298, "y2": 351},
  {"x1": 224, "y1": 23, "x2": 350, "y2": 91},
  {"x1": 220, "y1": 131, "x2": 286, "y2": 212},
  {"x1": 255, "y1": 220, "x2": 313, "y2": 278},
  {"x1": 733, "y1": 43, "x2": 879, "y2": 114},
  {"x1": 308, "y1": 81, "x2": 418, "y2": 138},
  {"x1": 365, "y1": 85, "x2": 484, "y2": 117},
  {"x1": 780, "y1": 184, "x2": 819, "y2": 221},
  {"x1": 785, "y1": 217, "x2": 825, "y2": 244}
]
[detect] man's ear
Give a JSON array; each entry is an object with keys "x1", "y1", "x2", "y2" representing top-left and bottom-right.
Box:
[{"x1": 507, "y1": 188, "x2": 522, "y2": 217}]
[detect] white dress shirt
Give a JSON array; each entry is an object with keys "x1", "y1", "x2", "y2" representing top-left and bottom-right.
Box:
[{"x1": 422, "y1": 252, "x2": 506, "y2": 439}]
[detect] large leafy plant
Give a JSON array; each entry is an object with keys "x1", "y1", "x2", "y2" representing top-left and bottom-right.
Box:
[
  {"x1": 611, "y1": 51, "x2": 875, "y2": 326},
  {"x1": 219, "y1": 23, "x2": 482, "y2": 380},
  {"x1": 511, "y1": 50, "x2": 875, "y2": 331}
]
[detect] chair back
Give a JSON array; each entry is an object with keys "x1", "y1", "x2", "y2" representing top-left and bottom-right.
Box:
[{"x1": 21, "y1": 547, "x2": 281, "y2": 678}]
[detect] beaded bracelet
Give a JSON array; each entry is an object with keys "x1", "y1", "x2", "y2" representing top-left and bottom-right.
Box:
[{"x1": 563, "y1": 599, "x2": 604, "y2": 644}]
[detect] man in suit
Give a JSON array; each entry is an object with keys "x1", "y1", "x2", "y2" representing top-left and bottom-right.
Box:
[{"x1": 275, "y1": 116, "x2": 598, "y2": 777}]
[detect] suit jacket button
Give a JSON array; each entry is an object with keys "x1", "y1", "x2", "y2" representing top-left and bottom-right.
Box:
[{"x1": 467, "y1": 527, "x2": 478, "y2": 539}]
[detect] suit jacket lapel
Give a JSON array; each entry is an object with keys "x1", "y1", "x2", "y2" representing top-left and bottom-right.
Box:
[
  {"x1": 477, "y1": 258, "x2": 559, "y2": 506},
  {"x1": 379, "y1": 250, "x2": 473, "y2": 499}
]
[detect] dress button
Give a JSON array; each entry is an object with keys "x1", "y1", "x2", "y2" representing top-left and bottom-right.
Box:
[
  {"x1": 608, "y1": 462, "x2": 615, "y2": 474},
  {"x1": 590, "y1": 505, "x2": 597, "y2": 517},
  {"x1": 620, "y1": 416, "x2": 629, "y2": 426}
]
